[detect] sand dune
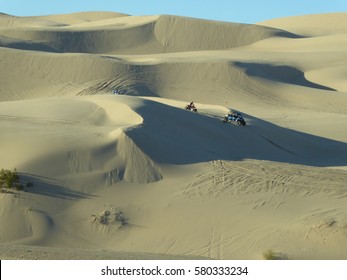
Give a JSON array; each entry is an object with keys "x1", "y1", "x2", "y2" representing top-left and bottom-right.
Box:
[
  {"x1": 0, "y1": 13, "x2": 296, "y2": 55},
  {"x1": 1, "y1": 12, "x2": 347, "y2": 260},
  {"x1": 259, "y1": 12, "x2": 347, "y2": 36}
]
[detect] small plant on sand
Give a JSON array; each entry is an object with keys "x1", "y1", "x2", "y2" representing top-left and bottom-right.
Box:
[
  {"x1": 0, "y1": 168, "x2": 20, "y2": 190},
  {"x1": 115, "y1": 210, "x2": 129, "y2": 227},
  {"x1": 0, "y1": 168, "x2": 34, "y2": 192},
  {"x1": 92, "y1": 207, "x2": 129, "y2": 229},
  {"x1": 262, "y1": 249, "x2": 287, "y2": 260}
]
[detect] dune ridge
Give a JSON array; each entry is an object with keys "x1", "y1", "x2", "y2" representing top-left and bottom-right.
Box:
[{"x1": 1, "y1": 11, "x2": 347, "y2": 260}]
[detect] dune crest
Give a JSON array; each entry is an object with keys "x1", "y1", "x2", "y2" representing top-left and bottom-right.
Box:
[
  {"x1": 0, "y1": 13, "x2": 297, "y2": 55},
  {"x1": 259, "y1": 12, "x2": 347, "y2": 36}
]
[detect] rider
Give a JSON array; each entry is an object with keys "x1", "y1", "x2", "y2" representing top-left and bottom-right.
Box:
[{"x1": 189, "y1": 101, "x2": 196, "y2": 109}]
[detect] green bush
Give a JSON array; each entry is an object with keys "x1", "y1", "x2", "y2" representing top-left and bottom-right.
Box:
[
  {"x1": 0, "y1": 168, "x2": 20, "y2": 189},
  {"x1": 262, "y1": 249, "x2": 287, "y2": 260}
]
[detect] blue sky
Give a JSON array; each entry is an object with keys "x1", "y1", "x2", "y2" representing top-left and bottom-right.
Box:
[{"x1": 1, "y1": 0, "x2": 347, "y2": 23}]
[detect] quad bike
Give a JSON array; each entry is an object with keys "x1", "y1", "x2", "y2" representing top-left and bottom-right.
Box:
[
  {"x1": 185, "y1": 103, "x2": 197, "y2": 112},
  {"x1": 223, "y1": 112, "x2": 246, "y2": 126}
]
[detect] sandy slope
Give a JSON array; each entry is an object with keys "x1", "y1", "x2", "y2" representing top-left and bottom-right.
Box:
[
  {"x1": 259, "y1": 12, "x2": 347, "y2": 36},
  {"x1": 1, "y1": 12, "x2": 347, "y2": 260}
]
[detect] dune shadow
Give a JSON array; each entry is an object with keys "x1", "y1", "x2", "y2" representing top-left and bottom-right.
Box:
[
  {"x1": 19, "y1": 173, "x2": 96, "y2": 200},
  {"x1": 123, "y1": 99, "x2": 347, "y2": 167},
  {"x1": 273, "y1": 30, "x2": 303, "y2": 39},
  {"x1": 0, "y1": 36, "x2": 61, "y2": 53},
  {"x1": 234, "y1": 61, "x2": 336, "y2": 91}
]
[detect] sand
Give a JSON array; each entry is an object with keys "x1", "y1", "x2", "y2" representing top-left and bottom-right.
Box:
[{"x1": 1, "y1": 11, "x2": 347, "y2": 260}]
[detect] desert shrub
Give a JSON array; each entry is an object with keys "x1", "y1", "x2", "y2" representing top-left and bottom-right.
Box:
[
  {"x1": 115, "y1": 210, "x2": 129, "y2": 227},
  {"x1": 0, "y1": 168, "x2": 33, "y2": 191},
  {"x1": 0, "y1": 168, "x2": 20, "y2": 189},
  {"x1": 262, "y1": 249, "x2": 287, "y2": 260},
  {"x1": 92, "y1": 207, "x2": 129, "y2": 228},
  {"x1": 99, "y1": 210, "x2": 111, "y2": 225}
]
